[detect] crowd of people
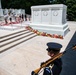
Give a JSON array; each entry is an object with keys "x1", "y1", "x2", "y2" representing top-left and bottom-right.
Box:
[
  {"x1": 1, "y1": 8, "x2": 32, "y2": 25},
  {"x1": 4, "y1": 12, "x2": 27, "y2": 24}
]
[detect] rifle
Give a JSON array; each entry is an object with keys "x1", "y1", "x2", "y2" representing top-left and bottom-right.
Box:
[
  {"x1": 31, "y1": 44, "x2": 76, "y2": 75},
  {"x1": 31, "y1": 52, "x2": 64, "y2": 75}
]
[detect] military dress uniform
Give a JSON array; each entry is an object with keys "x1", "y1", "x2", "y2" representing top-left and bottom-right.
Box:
[{"x1": 43, "y1": 42, "x2": 62, "y2": 75}]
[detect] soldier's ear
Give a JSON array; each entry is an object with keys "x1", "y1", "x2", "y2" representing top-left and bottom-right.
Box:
[{"x1": 50, "y1": 53, "x2": 54, "y2": 57}]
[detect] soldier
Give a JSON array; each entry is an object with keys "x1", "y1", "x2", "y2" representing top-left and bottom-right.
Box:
[
  {"x1": 43, "y1": 42, "x2": 62, "y2": 75},
  {"x1": 8, "y1": 12, "x2": 12, "y2": 23},
  {"x1": 4, "y1": 14, "x2": 8, "y2": 24}
]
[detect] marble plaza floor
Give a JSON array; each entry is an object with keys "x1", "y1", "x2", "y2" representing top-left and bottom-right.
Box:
[{"x1": 0, "y1": 21, "x2": 76, "y2": 75}]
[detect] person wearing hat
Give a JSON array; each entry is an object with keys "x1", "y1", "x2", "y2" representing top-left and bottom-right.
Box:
[{"x1": 43, "y1": 42, "x2": 62, "y2": 75}]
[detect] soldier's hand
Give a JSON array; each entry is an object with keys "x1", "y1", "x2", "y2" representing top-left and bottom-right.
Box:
[
  {"x1": 40, "y1": 62, "x2": 45, "y2": 66},
  {"x1": 31, "y1": 71, "x2": 38, "y2": 75}
]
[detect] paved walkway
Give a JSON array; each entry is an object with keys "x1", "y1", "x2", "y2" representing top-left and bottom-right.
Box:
[{"x1": 0, "y1": 21, "x2": 76, "y2": 75}]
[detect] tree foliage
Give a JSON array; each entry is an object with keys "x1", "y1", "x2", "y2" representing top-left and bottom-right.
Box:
[
  {"x1": 1, "y1": 0, "x2": 76, "y2": 21},
  {"x1": 1, "y1": 0, "x2": 49, "y2": 14}
]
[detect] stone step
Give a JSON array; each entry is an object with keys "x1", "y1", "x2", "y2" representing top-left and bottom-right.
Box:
[
  {"x1": 0, "y1": 30, "x2": 30, "y2": 43},
  {"x1": 0, "y1": 32, "x2": 34, "y2": 46},
  {"x1": 0, "y1": 25, "x2": 22, "y2": 30},
  {"x1": 0, "y1": 29, "x2": 37, "y2": 53},
  {"x1": 0, "y1": 33, "x2": 37, "y2": 53},
  {"x1": 0, "y1": 29, "x2": 26, "y2": 39}
]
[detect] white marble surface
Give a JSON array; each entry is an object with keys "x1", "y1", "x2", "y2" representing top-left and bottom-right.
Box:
[
  {"x1": 30, "y1": 4, "x2": 69, "y2": 36},
  {"x1": 0, "y1": 21, "x2": 76, "y2": 75},
  {"x1": 31, "y1": 4, "x2": 67, "y2": 24},
  {"x1": 0, "y1": 0, "x2": 3, "y2": 16}
]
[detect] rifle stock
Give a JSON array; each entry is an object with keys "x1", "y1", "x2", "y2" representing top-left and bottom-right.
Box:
[{"x1": 31, "y1": 67, "x2": 42, "y2": 75}]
